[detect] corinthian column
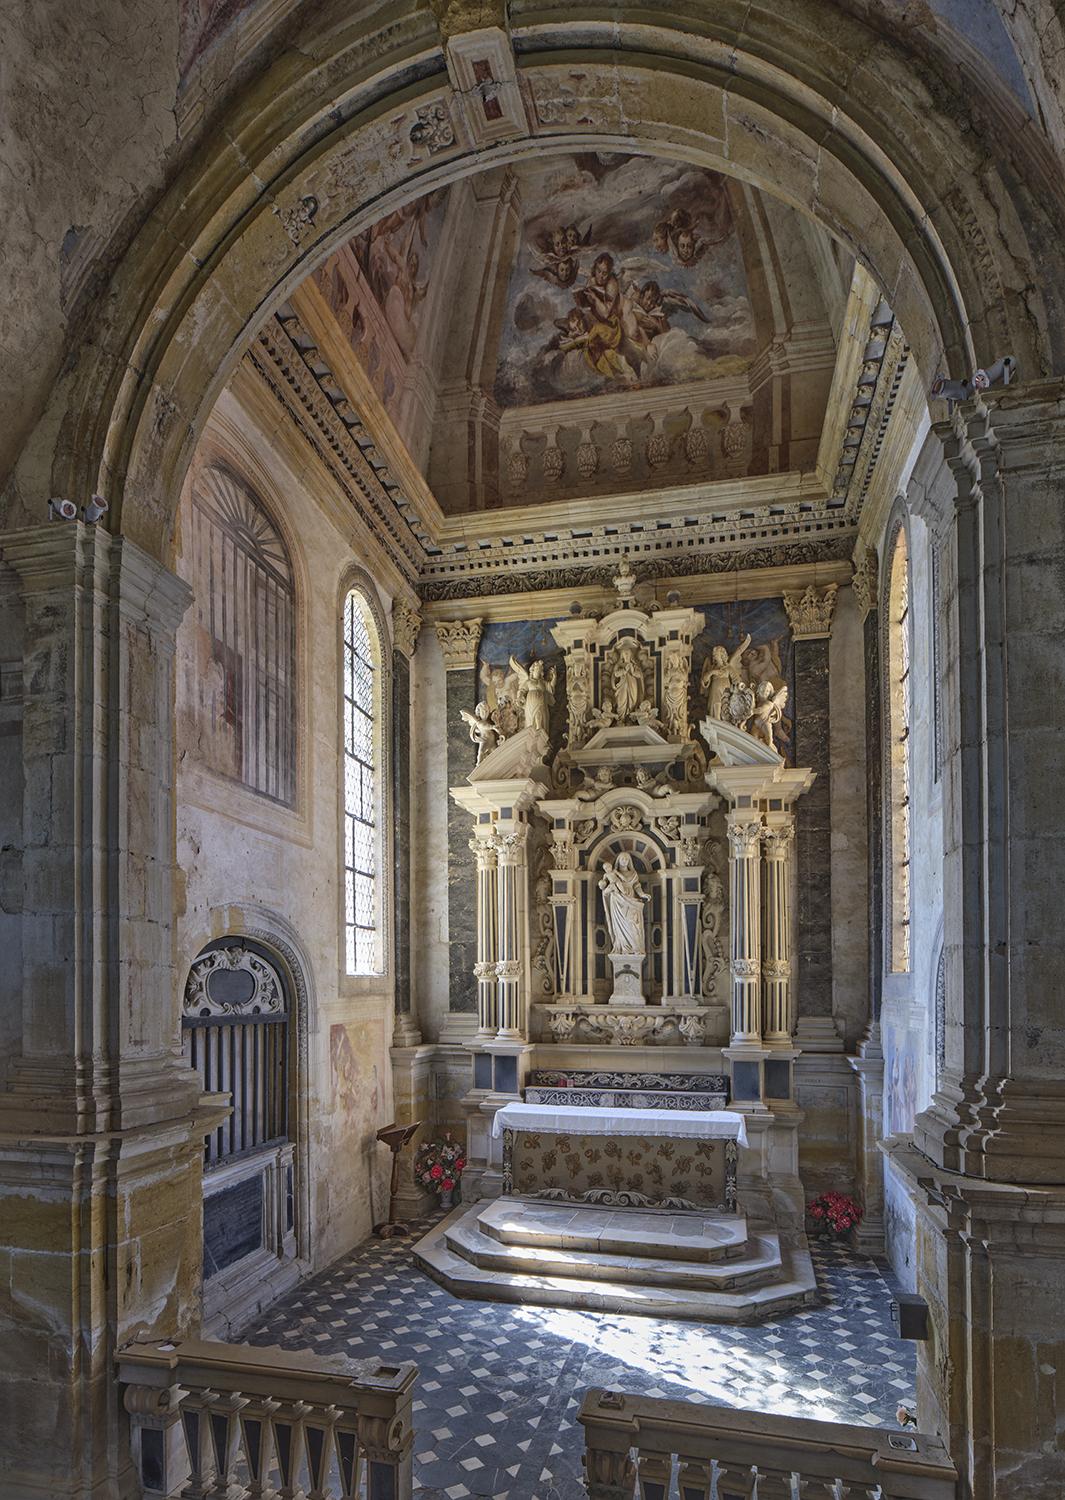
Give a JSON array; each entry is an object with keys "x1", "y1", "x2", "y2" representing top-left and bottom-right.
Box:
[
  {"x1": 727, "y1": 813, "x2": 764, "y2": 1044},
  {"x1": 470, "y1": 835, "x2": 499, "y2": 1039},
  {"x1": 495, "y1": 829, "x2": 527, "y2": 1039},
  {"x1": 761, "y1": 819, "x2": 795, "y2": 1044}
]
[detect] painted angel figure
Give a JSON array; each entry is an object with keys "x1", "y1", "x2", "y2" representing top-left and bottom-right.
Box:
[
  {"x1": 701, "y1": 634, "x2": 752, "y2": 720},
  {"x1": 459, "y1": 702, "x2": 500, "y2": 764},
  {"x1": 749, "y1": 680, "x2": 789, "y2": 751},
  {"x1": 509, "y1": 656, "x2": 557, "y2": 735}
]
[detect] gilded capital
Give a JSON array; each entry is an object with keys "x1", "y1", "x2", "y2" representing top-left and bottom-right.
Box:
[
  {"x1": 782, "y1": 583, "x2": 839, "y2": 640},
  {"x1": 435, "y1": 617, "x2": 483, "y2": 670},
  {"x1": 393, "y1": 599, "x2": 423, "y2": 658}
]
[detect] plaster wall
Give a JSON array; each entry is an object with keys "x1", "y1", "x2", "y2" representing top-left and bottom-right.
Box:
[{"x1": 173, "y1": 388, "x2": 398, "y2": 1290}]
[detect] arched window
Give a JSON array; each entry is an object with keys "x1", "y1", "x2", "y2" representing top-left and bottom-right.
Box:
[
  {"x1": 342, "y1": 589, "x2": 381, "y2": 975},
  {"x1": 886, "y1": 525, "x2": 912, "y2": 972},
  {"x1": 185, "y1": 463, "x2": 296, "y2": 805}
]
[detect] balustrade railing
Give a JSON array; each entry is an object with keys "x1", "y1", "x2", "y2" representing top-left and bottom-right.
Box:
[
  {"x1": 118, "y1": 1338, "x2": 415, "y2": 1500},
  {"x1": 578, "y1": 1389, "x2": 957, "y2": 1500}
]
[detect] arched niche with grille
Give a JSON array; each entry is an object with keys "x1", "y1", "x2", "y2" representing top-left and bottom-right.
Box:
[
  {"x1": 183, "y1": 462, "x2": 297, "y2": 805},
  {"x1": 884, "y1": 520, "x2": 912, "y2": 973},
  {"x1": 341, "y1": 584, "x2": 387, "y2": 976},
  {"x1": 182, "y1": 938, "x2": 297, "y2": 1291}
]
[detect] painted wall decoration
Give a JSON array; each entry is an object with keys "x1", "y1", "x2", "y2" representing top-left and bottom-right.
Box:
[
  {"x1": 313, "y1": 188, "x2": 450, "y2": 422},
  {"x1": 330, "y1": 1020, "x2": 382, "y2": 1133},
  {"x1": 493, "y1": 154, "x2": 755, "y2": 407}
]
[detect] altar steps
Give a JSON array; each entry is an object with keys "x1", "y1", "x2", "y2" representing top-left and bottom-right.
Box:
[
  {"x1": 413, "y1": 1197, "x2": 818, "y2": 1324},
  {"x1": 478, "y1": 1197, "x2": 750, "y2": 1262}
]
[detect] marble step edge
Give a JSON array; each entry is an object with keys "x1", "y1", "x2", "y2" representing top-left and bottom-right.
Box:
[
  {"x1": 413, "y1": 1213, "x2": 818, "y2": 1325},
  {"x1": 444, "y1": 1218, "x2": 783, "y2": 1292},
  {"x1": 477, "y1": 1198, "x2": 751, "y2": 1263}
]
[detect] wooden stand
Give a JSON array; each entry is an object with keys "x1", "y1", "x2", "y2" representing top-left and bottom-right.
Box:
[{"x1": 374, "y1": 1121, "x2": 421, "y2": 1238}]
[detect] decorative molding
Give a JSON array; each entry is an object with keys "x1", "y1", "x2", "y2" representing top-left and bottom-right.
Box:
[
  {"x1": 183, "y1": 944, "x2": 287, "y2": 1018},
  {"x1": 392, "y1": 599, "x2": 422, "y2": 659},
  {"x1": 783, "y1": 583, "x2": 839, "y2": 640},
  {"x1": 851, "y1": 545, "x2": 879, "y2": 619},
  {"x1": 435, "y1": 617, "x2": 483, "y2": 670}
]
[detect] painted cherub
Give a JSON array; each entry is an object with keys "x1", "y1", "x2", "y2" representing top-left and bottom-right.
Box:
[
  {"x1": 748, "y1": 681, "x2": 789, "y2": 751},
  {"x1": 700, "y1": 634, "x2": 752, "y2": 720}
]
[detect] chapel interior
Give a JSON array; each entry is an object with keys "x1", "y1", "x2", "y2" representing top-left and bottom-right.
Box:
[{"x1": 2, "y1": 3, "x2": 1065, "y2": 1499}]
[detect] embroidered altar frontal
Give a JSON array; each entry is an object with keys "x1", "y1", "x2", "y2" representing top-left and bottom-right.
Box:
[{"x1": 503, "y1": 1129, "x2": 736, "y2": 1211}]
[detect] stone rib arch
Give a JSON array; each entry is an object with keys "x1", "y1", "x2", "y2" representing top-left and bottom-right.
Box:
[{"x1": 35, "y1": 8, "x2": 1065, "y2": 555}]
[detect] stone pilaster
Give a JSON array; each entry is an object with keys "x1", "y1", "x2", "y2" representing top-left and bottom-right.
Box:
[
  {"x1": 0, "y1": 525, "x2": 223, "y2": 1500},
  {"x1": 436, "y1": 619, "x2": 483, "y2": 1016},
  {"x1": 853, "y1": 545, "x2": 882, "y2": 1024},
  {"x1": 470, "y1": 833, "x2": 499, "y2": 1039},
  {"x1": 915, "y1": 380, "x2": 1065, "y2": 1186},
  {"x1": 848, "y1": 1021, "x2": 885, "y2": 1252},
  {"x1": 391, "y1": 601, "x2": 421, "y2": 1047},
  {"x1": 785, "y1": 583, "x2": 840, "y2": 1050},
  {"x1": 495, "y1": 829, "x2": 527, "y2": 1040},
  {"x1": 761, "y1": 819, "x2": 795, "y2": 1045},
  {"x1": 727, "y1": 813, "x2": 764, "y2": 1046}
]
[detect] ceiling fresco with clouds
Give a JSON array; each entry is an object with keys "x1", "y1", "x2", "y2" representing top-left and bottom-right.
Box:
[{"x1": 493, "y1": 154, "x2": 756, "y2": 407}]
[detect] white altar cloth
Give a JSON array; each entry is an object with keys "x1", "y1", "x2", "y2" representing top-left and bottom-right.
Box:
[{"x1": 492, "y1": 1102, "x2": 747, "y2": 1148}]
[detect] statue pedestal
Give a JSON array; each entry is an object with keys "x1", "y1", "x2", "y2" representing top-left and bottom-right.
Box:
[{"x1": 607, "y1": 950, "x2": 646, "y2": 1005}]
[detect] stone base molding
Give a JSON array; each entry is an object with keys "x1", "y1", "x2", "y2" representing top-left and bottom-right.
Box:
[{"x1": 887, "y1": 1136, "x2": 1065, "y2": 1499}]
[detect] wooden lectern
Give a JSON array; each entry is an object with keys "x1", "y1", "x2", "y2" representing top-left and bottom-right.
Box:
[{"x1": 374, "y1": 1121, "x2": 421, "y2": 1238}]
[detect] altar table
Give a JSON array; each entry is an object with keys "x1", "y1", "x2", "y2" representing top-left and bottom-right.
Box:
[{"x1": 493, "y1": 1103, "x2": 746, "y2": 1212}]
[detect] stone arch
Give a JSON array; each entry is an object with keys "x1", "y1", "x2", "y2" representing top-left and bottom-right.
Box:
[{"x1": 35, "y1": 8, "x2": 1065, "y2": 559}]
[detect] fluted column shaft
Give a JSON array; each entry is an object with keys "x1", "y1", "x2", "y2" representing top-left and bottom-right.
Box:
[
  {"x1": 470, "y1": 836, "x2": 499, "y2": 1039},
  {"x1": 761, "y1": 819, "x2": 795, "y2": 1044},
  {"x1": 495, "y1": 830, "x2": 527, "y2": 1039},
  {"x1": 727, "y1": 813, "x2": 764, "y2": 1044}
]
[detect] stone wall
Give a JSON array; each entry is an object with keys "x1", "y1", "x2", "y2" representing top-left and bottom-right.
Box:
[{"x1": 174, "y1": 389, "x2": 399, "y2": 1285}]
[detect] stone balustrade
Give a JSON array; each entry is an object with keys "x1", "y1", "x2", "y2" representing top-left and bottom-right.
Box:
[
  {"x1": 117, "y1": 1338, "x2": 416, "y2": 1500},
  {"x1": 578, "y1": 1388, "x2": 957, "y2": 1500}
]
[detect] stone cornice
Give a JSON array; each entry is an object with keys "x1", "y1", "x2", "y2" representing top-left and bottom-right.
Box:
[{"x1": 248, "y1": 315, "x2": 425, "y2": 584}]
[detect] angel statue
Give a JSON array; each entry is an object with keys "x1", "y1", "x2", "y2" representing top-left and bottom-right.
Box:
[
  {"x1": 598, "y1": 853, "x2": 649, "y2": 957},
  {"x1": 700, "y1": 634, "x2": 751, "y2": 720},
  {"x1": 509, "y1": 656, "x2": 557, "y2": 736},
  {"x1": 459, "y1": 702, "x2": 500, "y2": 764},
  {"x1": 749, "y1": 680, "x2": 789, "y2": 752}
]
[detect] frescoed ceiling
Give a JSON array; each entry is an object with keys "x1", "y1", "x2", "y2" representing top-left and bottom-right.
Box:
[{"x1": 304, "y1": 151, "x2": 861, "y2": 518}]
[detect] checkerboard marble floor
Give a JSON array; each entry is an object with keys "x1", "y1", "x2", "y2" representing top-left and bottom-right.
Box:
[{"x1": 243, "y1": 1214, "x2": 916, "y2": 1500}]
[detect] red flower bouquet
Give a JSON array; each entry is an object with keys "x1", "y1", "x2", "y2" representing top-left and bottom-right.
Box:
[
  {"x1": 808, "y1": 1190, "x2": 863, "y2": 1240},
  {"x1": 414, "y1": 1131, "x2": 467, "y2": 1201}
]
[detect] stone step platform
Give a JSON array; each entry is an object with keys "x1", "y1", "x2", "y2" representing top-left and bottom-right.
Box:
[
  {"x1": 413, "y1": 1197, "x2": 817, "y2": 1324},
  {"x1": 476, "y1": 1197, "x2": 751, "y2": 1264}
]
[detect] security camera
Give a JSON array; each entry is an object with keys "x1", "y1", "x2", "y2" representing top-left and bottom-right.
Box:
[
  {"x1": 49, "y1": 498, "x2": 78, "y2": 521},
  {"x1": 971, "y1": 355, "x2": 1016, "y2": 391},
  {"x1": 82, "y1": 495, "x2": 108, "y2": 524},
  {"x1": 930, "y1": 375, "x2": 974, "y2": 404}
]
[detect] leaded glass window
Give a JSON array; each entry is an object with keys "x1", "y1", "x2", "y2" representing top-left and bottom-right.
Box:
[{"x1": 343, "y1": 591, "x2": 379, "y2": 974}]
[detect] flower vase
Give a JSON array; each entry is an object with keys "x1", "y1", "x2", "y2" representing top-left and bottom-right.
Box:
[{"x1": 439, "y1": 1187, "x2": 454, "y2": 1210}]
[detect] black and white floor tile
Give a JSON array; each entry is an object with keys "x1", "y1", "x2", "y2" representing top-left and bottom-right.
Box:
[{"x1": 243, "y1": 1216, "x2": 916, "y2": 1500}]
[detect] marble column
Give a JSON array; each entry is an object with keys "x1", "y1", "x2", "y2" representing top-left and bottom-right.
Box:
[
  {"x1": 784, "y1": 583, "x2": 841, "y2": 1051},
  {"x1": 495, "y1": 828, "x2": 527, "y2": 1040},
  {"x1": 852, "y1": 547, "x2": 883, "y2": 1025},
  {"x1": 436, "y1": 618, "x2": 483, "y2": 1020},
  {"x1": 0, "y1": 525, "x2": 223, "y2": 1500},
  {"x1": 761, "y1": 818, "x2": 795, "y2": 1044},
  {"x1": 391, "y1": 600, "x2": 421, "y2": 1046},
  {"x1": 471, "y1": 833, "x2": 499, "y2": 1039},
  {"x1": 727, "y1": 813, "x2": 764, "y2": 1045}
]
